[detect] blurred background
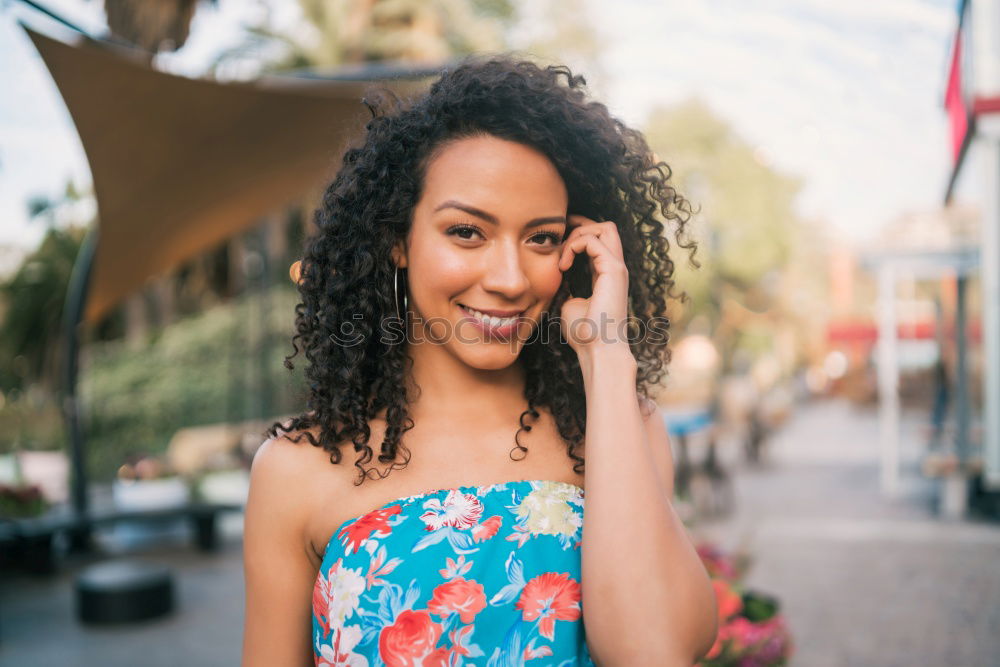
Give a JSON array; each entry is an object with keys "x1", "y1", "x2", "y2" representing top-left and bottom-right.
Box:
[{"x1": 1, "y1": 0, "x2": 998, "y2": 665}]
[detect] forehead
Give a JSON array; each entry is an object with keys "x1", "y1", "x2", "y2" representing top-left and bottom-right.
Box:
[{"x1": 419, "y1": 135, "x2": 568, "y2": 212}]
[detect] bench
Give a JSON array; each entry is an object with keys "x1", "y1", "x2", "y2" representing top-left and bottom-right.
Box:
[{"x1": 0, "y1": 501, "x2": 243, "y2": 575}]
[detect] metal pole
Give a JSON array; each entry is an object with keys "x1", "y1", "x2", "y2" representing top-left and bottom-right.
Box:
[
  {"x1": 981, "y1": 130, "x2": 1000, "y2": 488},
  {"x1": 61, "y1": 224, "x2": 98, "y2": 552},
  {"x1": 972, "y1": 0, "x2": 1000, "y2": 491},
  {"x1": 955, "y1": 274, "x2": 970, "y2": 465},
  {"x1": 877, "y1": 262, "x2": 900, "y2": 498}
]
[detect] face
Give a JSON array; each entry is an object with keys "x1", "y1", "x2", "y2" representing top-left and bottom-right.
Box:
[{"x1": 395, "y1": 134, "x2": 569, "y2": 370}]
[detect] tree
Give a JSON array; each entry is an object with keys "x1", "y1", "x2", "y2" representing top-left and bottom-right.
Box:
[
  {"x1": 100, "y1": 0, "x2": 215, "y2": 54},
  {"x1": 209, "y1": 0, "x2": 516, "y2": 75},
  {"x1": 0, "y1": 219, "x2": 85, "y2": 395},
  {"x1": 644, "y1": 98, "x2": 827, "y2": 376}
]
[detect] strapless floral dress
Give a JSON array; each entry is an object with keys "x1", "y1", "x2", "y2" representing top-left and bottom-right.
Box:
[{"x1": 311, "y1": 479, "x2": 596, "y2": 666}]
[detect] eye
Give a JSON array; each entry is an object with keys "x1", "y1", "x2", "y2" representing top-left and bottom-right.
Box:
[
  {"x1": 529, "y1": 231, "x2": 564, "y2": 247},
  {"x1": 445, "y1": 223, "x2": 484, "y2": 241}
]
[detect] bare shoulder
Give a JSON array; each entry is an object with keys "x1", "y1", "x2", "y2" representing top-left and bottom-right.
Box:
[
  {"x1": 242, "y1": 426, "x2": 331, "y2": 666},
  {"x1": 252, "y1": 426, "x2": 324, "y2": 475},
  {"x1": 249, "y1": 426, "x2": 343, "y2": 526},
  {"x1": 254, "y1": 424, "x2": 378, "y2": 561}
]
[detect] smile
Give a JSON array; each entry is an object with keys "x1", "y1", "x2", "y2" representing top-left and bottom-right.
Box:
[{"x1": 458, "y1": 304, "x2": 525, "y2": 332}]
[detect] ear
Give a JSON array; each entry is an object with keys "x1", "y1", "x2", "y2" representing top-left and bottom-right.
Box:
[{"x1": 391, "y1": 241, "x2": 408, "y2": 269}]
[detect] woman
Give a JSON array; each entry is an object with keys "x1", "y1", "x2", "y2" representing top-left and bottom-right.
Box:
[{"x1": 242, "y1": 54, "x2": 718, "y2": 666}]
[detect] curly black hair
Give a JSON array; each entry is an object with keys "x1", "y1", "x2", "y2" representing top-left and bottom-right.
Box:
[{"x1": 264, "y1": 52, "x2": 698, "y2": 486}]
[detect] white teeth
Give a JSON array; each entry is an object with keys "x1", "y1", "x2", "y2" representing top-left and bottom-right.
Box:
[{"x1": 463, "y1": 306, "x2": 518, "y2": 327}]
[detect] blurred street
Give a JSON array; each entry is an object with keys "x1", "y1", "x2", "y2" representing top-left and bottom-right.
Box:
[
  {"x1": 1, "y1": 396, "x2": 997, "y2": 666},
  {"x1": 0, "y1": 512, "x2": 246, "y2": 665},
  {"x1": 695, "y1": 397, "x2": 1000, "y2": 667}
]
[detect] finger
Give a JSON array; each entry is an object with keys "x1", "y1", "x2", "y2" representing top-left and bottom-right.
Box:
[
  {"x1": 559, "y1": 232, "x2": 595, "y2": 271},
  {"x1": 559, "y1": 228, "x2": 601, "y2": 269},
  {"x1": 563, "y1": 217, "x2": 623, "y2": 259},
  {"x1": 564, "y1": 214, "x2": 600, "y2": 240},
  {"x1": 560, "y1": 223, "x2": 624, "y2": 269},
  {"x1": 559, "y1": 232, "x2": 619, "y2": 275},
  {"x1": 595, "y1": 221, "x2": 624, "y2": 257}
]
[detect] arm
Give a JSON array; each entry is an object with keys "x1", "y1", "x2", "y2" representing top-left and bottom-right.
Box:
[
  {"x1": 242, "y1": 436, "x2": 318, "y2": 667},
  {"x1": 640, "y1": 396, "x2": 675, "y2": 499},
  {"x1": 580, "y1": 347, "x2": 718, "y2": 665},
  {"x1": 557, "y1": 215, "x2": 718, "y2": 664}
]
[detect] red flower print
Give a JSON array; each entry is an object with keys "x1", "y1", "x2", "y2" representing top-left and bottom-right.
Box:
[
  {"x1": 439, "y1": 554, "x2": 474, "y2": 579},
  {"x1": 420, "y1": 490, "x2": 484, "y2": 530},
  {"x1": 312, "y1": 575, "x2": 331, "y2": 638},
  {"x1": 365, "y1": 545, "x2": 403, "y2": 589},
  {"x1": 515, "y1": 572, "x2": 582, "y2": 640},
  {"x1": 378, "y1": 609, "x2": 446, "y2": 667},
  {"x1": 338, "y1": 505, "x2": 402, "y2": 554},
  {"x1": 448, "y1": 625, "x2": 477, "y2": 657},
  {"x1": 422, "y1": 648, "x2": 451, "y2": 666},
  {"x1": 427, "y1": 577, "x2": 487, "y2": 623},
  {"x1": 471, "y1": 515, "x2": 503, "y2": 542},
  {"x1": 523, "y1": 636, "x2": 554, "y2": 660}
]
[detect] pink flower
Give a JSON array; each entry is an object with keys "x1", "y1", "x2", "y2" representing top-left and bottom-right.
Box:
[
  {"x1": 704, "y1": 614, "x2": 794, "y2": 665},
  {"x1": 712, "y1": 578, "x2": 744, "y2": 623},
  {"x1": 515, "y1": 572, "x2": 582, "y2": 640}
]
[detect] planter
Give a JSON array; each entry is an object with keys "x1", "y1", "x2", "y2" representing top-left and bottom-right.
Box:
[
  {"x1": 193, "y1": 468, "x2": 249, "y2": 505},
  {"x1": 112, "y1": 476, "x2": 190, "y2": 511},
  {"x1": 108, "y1": 477, "x2": 191, "y2": 551}
]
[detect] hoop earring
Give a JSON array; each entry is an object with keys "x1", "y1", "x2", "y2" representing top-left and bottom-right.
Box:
[{"x1": 394, "y1": 265, "x2": 408, "y2": 321}]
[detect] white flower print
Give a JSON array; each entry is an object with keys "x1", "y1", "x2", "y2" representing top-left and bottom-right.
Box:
[
  {"x1": 319, "y1": 559, "x2": 366, "y2": 626},
  {"x1": 419, "y1": 490, "x2": 484, "y2": 530},
  {"x1": 317, "y1": 624, "x2": 368, "y2": 667}
]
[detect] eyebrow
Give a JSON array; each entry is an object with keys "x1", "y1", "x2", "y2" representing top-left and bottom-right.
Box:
[{"x1": 433, "y1": 199, "x2": 566, "y2": 228}]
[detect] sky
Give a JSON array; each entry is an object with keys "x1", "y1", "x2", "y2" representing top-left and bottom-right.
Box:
[{"x1": 0, "y1": 0, "x2": 964, "y2": 269}]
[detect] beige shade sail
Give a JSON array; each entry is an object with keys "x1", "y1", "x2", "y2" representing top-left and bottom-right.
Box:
[{"x1": 23, "y1": 25, "x2": 436, "y2": 324}]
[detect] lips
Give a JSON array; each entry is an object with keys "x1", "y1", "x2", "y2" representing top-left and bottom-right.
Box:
[
  {"x1": 457, "y1": 303, "x2": 525, "y2": 318},
  {"x1": 457, "y1": 304, "x2": 526, "y2": 337}
]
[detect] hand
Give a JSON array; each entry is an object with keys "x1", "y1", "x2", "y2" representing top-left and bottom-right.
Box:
[{"x1": 557, "y1": 214, "x2": 631, "y2": 355}]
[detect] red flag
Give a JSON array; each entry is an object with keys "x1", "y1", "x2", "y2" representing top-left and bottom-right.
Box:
[{"x1": 944, "y1": 30, "x2": 968, "y2": 164}]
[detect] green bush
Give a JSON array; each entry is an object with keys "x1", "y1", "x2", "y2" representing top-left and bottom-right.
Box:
[{"x1": 75, "y1": 284, "x2": 305, "y2": 483}]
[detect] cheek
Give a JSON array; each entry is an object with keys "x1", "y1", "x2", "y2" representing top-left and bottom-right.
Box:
[
  {"x1": 409, "y1": 247, "x2": 478, "y2": 300},
  {"x1": 529, "y1": 257, "x2": 564, "y2": 300}
]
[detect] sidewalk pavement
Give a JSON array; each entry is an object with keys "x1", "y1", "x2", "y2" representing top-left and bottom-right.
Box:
[
  {"x1": 692, "y1": 396, "x2": 1000, "y2": 667},
  {"x1": 1, "y1": 397, "x2": 997, "y2": 666},
  {"x1": 0, "y1": 513, "x2": 246, "y2": 666}
]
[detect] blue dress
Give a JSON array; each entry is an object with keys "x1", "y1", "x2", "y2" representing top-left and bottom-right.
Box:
[{"x1": 312, "y1": 479, "x2": 596, "y2": 666}]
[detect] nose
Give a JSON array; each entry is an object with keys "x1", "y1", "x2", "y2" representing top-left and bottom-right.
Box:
[{"x1": 480, "y1": 239, "x2": 530, "y2": 300}]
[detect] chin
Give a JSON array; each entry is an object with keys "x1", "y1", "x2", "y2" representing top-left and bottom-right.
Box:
[
  {"x1": 449, "y1": 322, "x2": 536, "y2": 371},
  {"x1": 463, "y1": 354, "x2": 521, "y2": 372},
  {"x1": 447, "y1": 339, "x2": 523, "y2": 370}
]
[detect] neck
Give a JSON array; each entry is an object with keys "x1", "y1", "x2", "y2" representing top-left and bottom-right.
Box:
[{"x1": 403, "y1": 340, "x2": 528, "y2": 424}]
